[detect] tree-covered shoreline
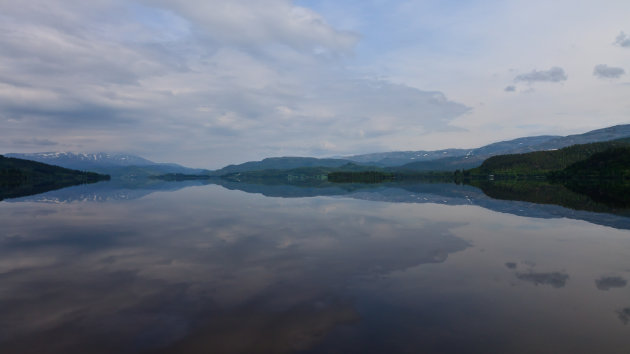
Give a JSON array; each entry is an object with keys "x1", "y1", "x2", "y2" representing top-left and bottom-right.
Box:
[{"x1": 0, "y1": 155, "x2": 110, "y2": 201}]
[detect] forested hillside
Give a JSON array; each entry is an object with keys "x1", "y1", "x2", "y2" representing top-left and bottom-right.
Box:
[
  {"x1": 469, "y1": 138, "x2": 630, "y2": 176},
  {"x1": 0, "y1": 155, "x2": 109, "y2": 200},
  {"x1": 550, "y1": 147, "x2": 630, "y2": 180}
]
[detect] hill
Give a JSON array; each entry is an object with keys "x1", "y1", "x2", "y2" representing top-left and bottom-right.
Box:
[
  {"x1": 551, "y1": 147, "x2": 630, "y2": 180},
  {"x1": 346, "y1": 135, "x2": 560, "y2": 167},
  {"x1": 510, "y1": 124, "x2": 630, "y2": 153},
  {"x1": 370, "y1": 124, "x2": 630, "y2": 171},
  {"x1": 209, "y1": 124, "x2": 630, "y2": 174},
  {"x1": 5, "y1": 152, "x2": 207, "y2": 178},
  {"x1": 203, "y1": 135, "x2": 562, "y2": 175},
  {"x1": 0, "y1": 155, "x2": 110, "y2": 200},
  {"x1": 468, "y1": 137, "x2": 630, "y2": 177},
  {"x1": 208, "y1": 157, "x2": 355, "y2": 176},
  {"x1": 5, "y1": 152, "x2": 155, "y2": 169}
]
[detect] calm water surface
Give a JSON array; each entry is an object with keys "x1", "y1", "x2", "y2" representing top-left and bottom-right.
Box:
[{"x1": 2, "y1": 182, "x2": 630, "y2": 353}]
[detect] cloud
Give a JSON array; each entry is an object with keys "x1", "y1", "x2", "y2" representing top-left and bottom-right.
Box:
[
  {"x1": 595, "y1": 276, "x2": 627, "y2": 291},
  {"x1": 614, "y1": 31, "x2": 630, "y2": 47},
  {"x1": 618, "y1": 308, "x2": 630, "y2": 325},
  {"x1": 593, "y1": 64, "x2": 625, "y2": 79},
  {"x1": 516, "y1": 271, "x2": 569, "y2": 288},
  {"x1": 504, "y1": 85, "x2": 516, "y2": 92},
  {"x1": 144, "y1": 0, "x2": 359, "y2": 53},
  {"x1": 0, "y1": 0, "x2": 469, "y2": 167},
  {"x1": 0, "y1": 189, "x2": 470, "y2": 351},
  {"x1": 11, "y1": 138, "x2": 58, "y2": 146},
  {"x1": 514, "y1": 67, "x2": 567, "y2": 83}
]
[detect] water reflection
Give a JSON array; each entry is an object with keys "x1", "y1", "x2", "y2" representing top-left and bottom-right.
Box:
[
  {"x1": 0, "y1": 186, "x2": 469, "y2": 353},
  {"x1": 472, "y1": 180, "x2": 630, "y2": 217},
  {"x1": 617, "y1": 308, "x2": 630, "y2": 325},
  {"x1": 515, "y1": 271, "x2": 569, "y2": 288},
  {"x1": 596, "y1": 276, "x2": 628, "y2": 291},
  {"x1": 3, "y1": 183, "x2": 630, "y2": 352},
  {"x1": 505, "y1": 262, "x2": 517, "y2": 269},
  {"x1": 3, "y1": 179, "x2": 204, "y2": 203},
  {"x1": 0, "y1": 179, "x2": 104, "y2": 202},
  {"x1": 8, "y1": 178, "x2": 630, "y2": 231}
]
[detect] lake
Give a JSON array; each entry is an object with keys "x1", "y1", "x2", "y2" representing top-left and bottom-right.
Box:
[{"x1": 2, "y1": 180, "x2": 630, "y2": 353}]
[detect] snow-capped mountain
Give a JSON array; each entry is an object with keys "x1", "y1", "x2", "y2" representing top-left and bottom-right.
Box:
[
  {"x1": 343, "y1": 124, "x2": 630, "y2": 170},
  {"x1": 4, "y1": 152, "x2": 156, "y2": 170},
  {"x1": 3, "y1": 152, "x2": 207, "y2": 178}
]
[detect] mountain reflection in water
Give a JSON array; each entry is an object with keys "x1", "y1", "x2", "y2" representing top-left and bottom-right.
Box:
[
  {"x1": 6, "y1": 178, "x2": 630, "y2": 230},
  {"x1": 2, "y1": 181, "x2": 630, "y2": 353}
]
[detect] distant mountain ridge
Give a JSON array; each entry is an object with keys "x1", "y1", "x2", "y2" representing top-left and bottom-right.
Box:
[
  {"x1": 200, "y1": 136, "x2": 564, "y2": 175},
  {"x1": 5, "y1": 152, "x2": 156, "y2": 169},
  {"x1": 346, "y1": 124, "x2": 630, "y2": 171},
  {"x1": 8, "y1": 124, "x2": 630, "y2": 176},
  {"x1": 397, "y1": 124, "x2": 630, "y2": 171},
  {"x1": 207, "y1": 157, "x2": 354, "y2": 176},
  {"x1": 470, "y1": 137, "x2": 630, "y2": 176},
  {"x1": 203, "y1": 124, "x2": 630, "y2": 174},
  {"x1": 344, "y1": 135, "x2": 561, "y2": 167},
  {"x1": 509, "y1": 124, "x2": 630, "y2": 153},
  {"x1": 5, "y1": 152, "x2": 206, "y2": 178},
  {"x1": 0, "y1": 155, "x2": 109, "y2": 200}
]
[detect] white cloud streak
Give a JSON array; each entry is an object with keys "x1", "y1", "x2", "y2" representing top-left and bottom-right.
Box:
[
  {"x1": 0, "y1": 0, "x2": 468, "y2": 167},
  {"x1": 614, "y1": 31, "x2": 630, "y2": 47},
  {"x1": 514, "y1": 67, "x2": 568, "y2": 83},
  {"x1": 593, "y1": 64, "x2": 625, "y2": 79}
]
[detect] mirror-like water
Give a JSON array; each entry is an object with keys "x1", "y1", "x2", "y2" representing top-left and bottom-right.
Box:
[{"x1": 2, "y1": 181, "x2": 630, "y2": 353}]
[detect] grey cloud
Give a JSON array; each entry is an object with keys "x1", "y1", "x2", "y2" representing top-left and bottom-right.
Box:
[
  {"x1": 144, "y1": 0, "x2": 359, "y2": 53},
  {"x1": 12, "y1": 138, "x2": 58, "y2": 146},
  {"x1": 0, "y1": 0, "x2": 468, "y2": 168},
  {"x1": 505, "y1": 262, "x2": 517, "y2": 269},
  {"x1": 516, "y1": 271, "x2": 568, "y2": 288},
  {"x1": 618, "y1": 308, "x2": 630, "y2": 325},
  {"x1": 593, "y1": 64, "x2": 625, "y2": 79},
  {"x1": 187, "y1": 77, "x2": 470, "y2": 166},
  {"x1": 0, "y1": 186, "x2": 469, "y2": 350},
  {"x1": 514, "y1": 67, "x2": 567, "y2": 83},
  {"x1": 504, "y1": 85, "x2": 516, "y2": 92},
  {"x1": 615, "y1": 32, "x2": 630, "y2": 47},
  {"x1": 595, "y1": 276, "x2": 627, "y2": 291}
]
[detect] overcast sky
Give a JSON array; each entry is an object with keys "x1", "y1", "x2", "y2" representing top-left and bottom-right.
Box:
[{"x1": 1, "y1": 0, "x2": 629, "y2": 168}]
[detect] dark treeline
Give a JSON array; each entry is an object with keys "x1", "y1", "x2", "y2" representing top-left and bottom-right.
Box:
[
  {"x1": 471, "y1": 180, "x2": 630, "y2": 214},
  {"x1": 469, "y1": 137, "x2": 630, "y2": 177},
  {"x1": 326, "y1": 142, "x2": 630, "y2": 210},
  {"x1": 0, "y1": 155, "x2": 109, "y2": 185},
  {"x1": 548, "y1": 147, "x2": 630, "y2": 181},
  {"x1": 327, "y1": 170, "x2": 472, "y2": 184},
  {"x1": 0, "y1": 155, "x2": 110, "y2": 201},
  {"x1": 151, "y1": 173, "x2": 213, "y2": 181},
  {"x1": 328, "y1": 171, "x2": 394, "y2": 183},
  {"x1": 150, "y1": 138, "x2": 630, "y2": 192}
]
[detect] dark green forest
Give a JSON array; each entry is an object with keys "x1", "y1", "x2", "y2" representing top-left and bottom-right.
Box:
[
  {"x1": 328, "y1": 171, "x2": 394, "y2": 183},
  {"x1": 549, "y1": 147, "x2": 630, "y2": 180},
  {"x1": 0, "y1": 155, "x2": 110, "y2": 200},
  {"x1": 468, "y1": 138, "x2": 630, "y2": 177}
]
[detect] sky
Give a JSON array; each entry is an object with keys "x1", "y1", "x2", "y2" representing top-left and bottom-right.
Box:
[{"x1": 1, "y1": 0, "x2": 629, "y2": 168}]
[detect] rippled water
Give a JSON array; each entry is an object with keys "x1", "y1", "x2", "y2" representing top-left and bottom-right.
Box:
[{"x1": 2, "y1": 181, "x2": 630, "y2": 353}]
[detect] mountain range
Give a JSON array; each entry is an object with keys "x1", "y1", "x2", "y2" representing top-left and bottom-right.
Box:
[
  {"x1": 206, "y1": 124, "x2": 630, "y2": 173},
  {"x1": 8, "y1": 177, "x2": 630, "y2": 231},
  {"x1": 379, "y1": 124, "x2": 630, "y2": 171},
  {"x1": 5, "y1": 152, "x2": 155, "y2": 169},
  {"x1": 342, "y1": 135, "x2": 560, "y2": 167},
  {"x1": 6, "y1": 124, "x2": 630, "y2": 175},
  {"x1": 0, "y1": 155, "x2": 109, "y2": 200},
  {"x1": 4, "y1": 152, "x2": 207, "y2": 178}
]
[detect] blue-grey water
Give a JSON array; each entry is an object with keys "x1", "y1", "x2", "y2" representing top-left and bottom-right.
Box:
[{"x1": 2, "y1": 180, "x2": 630, "y2": 353}]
